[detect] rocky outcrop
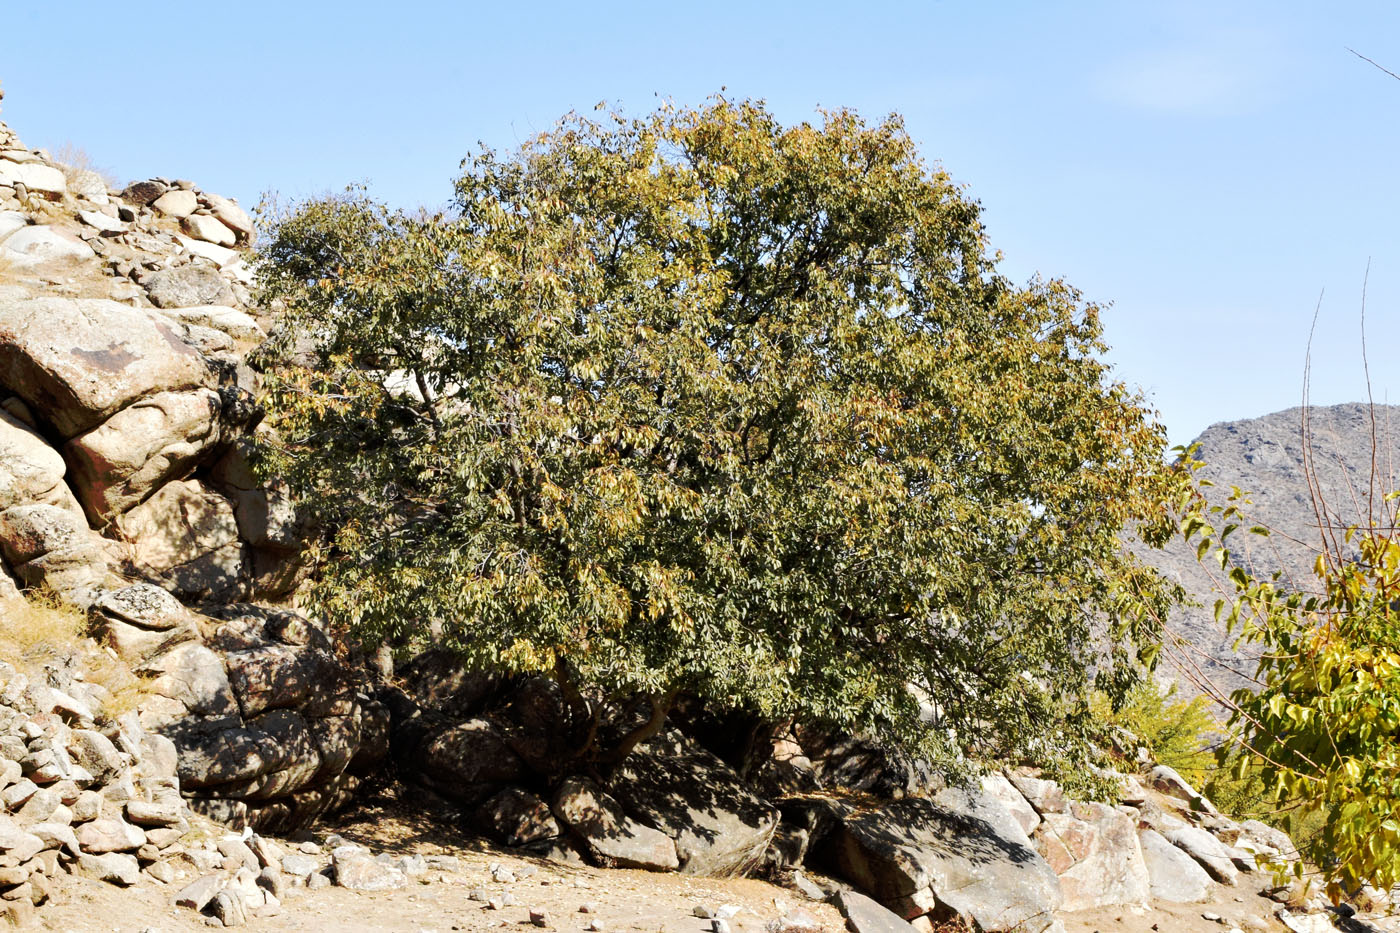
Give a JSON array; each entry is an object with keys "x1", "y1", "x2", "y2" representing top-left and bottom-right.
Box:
[
  {"x1": 552, "y1": 777, "x2": 679, "y2": 872},
  {"x1": 0, "y1": 104, "x2": 377, "y2": 840},
  {"x1": 819, "y1": 786, "x2": 1064, "y2": 932},
  {"x1": 612, "y1": 734, "x2": 778, "y2": 877}
]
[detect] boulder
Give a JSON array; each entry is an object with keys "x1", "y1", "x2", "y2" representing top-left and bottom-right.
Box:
[
  {"x1": 119, "y1": 180, "x2": 167, "y2": 206},
  {"x1": 409, "y1": 718, "x2": 525, "y2": 804},
  {"x1": 88, "y1": 583, "x2": 200, "y2": 664},
  {"x1": 151, "y1": 190, "x2": 197, "y2": 218},
  {"x1": 0, "y1": 503, "x2": 106, "y2": 593},
  {"x1": 78, "y1": 210, "x2": 125, "y2": 235},
  {"x1": 1031, "y1": 801, "x2": 1150, "y2": 911},
  {"x1": 1007, "y1": 773, "x2": 1068, "y2": 815},
  {"x1": 552, "y1": 776, "x2": 679, "y2": 872},
  {"x1": 834, "y1": 890, "x2": 919, "y2": 933},
  {"x1": 200, "y1": 193, "x2": 254, "y2": 244},
  {"x1": 143, "y1": 264, "x2": 236, "y2": 309},
  {"x1": 1162, "y1": 824, "x2": 1240, "y2": 885},
  {"x1": 331, "y1": 845, "x2": 406, "y2": 891},
  {"x1": 116, "y1": 479, "x2": 246, "y2": 602},
  {"x1": 0, "y1": 226, "x2": 89, "y2": 266},
  {"x1": 612, "y1": 736, "x2": 778, "y2": 877},
  {"x1": 0, "y1": 212, "x2": 27, "y2": 241},
  {"x1": 77, "y1": 852, "x2": 139, "y2": 885},
  {"x1": 65, "y1": 388, "x2": 223, "y2": 524},
  {"x1": 1137, "y1": 827, "x2": 1215, "y2": 902},
  {"x1": 0, "y1": 162, "x2": 65, "y2": 197},
  {"x1": 182, "y1": 214, "x2": 236, "y2": 246},
  {"x1": 0, "y1": 295, "x2": 212, "y2": 437},
  {"x1": 1147, "y1": 764, "x2": 1218, "y2": 815},
  {"x1": 170, "y1": 724, "x2": 279, "y2": 790},
  {"x1": 0, "y1": 409, "x2": 72, "y2": 511},
  {"x1": 1236, "y1": 819, "x2": 1301, "y2": 863},
  {"x1": 476, "y1": 787, "x2": 560, "y2": 847},
  {"x1": 140, "y1": 642, "x2": 240, "y2": 719},
  {"x1": 222, "y1": 644, "x2": 322, "y2": 719},
  {"x1": 981, "y1": 774, "x2": 1040, "y2": 837},
  {"x1": 232, "y1": 483, "x2": 301, "y2": 552},
  {"x1": 76, "y1": 818, "x2": 145, "y2": 853},
  {"x1": 160, "y1": 306, "x2": 265, "y2": 342},
  {"x1": 176, "y1": 234, "x2": 240, "y2": 268},
  {"x1": 0, "y1": 816, "x2": 41, "y2": 863},
  {"x1": 823, "y1": 786, "x2": 1062, "y2": 932}
]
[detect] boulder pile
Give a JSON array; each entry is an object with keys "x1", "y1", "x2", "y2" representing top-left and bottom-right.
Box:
[
  {"x1": 0, "y1": 98, "x2": 388, "y2": 838},
  {"x1": 0, "y1": 654, "x2": 207, "y2": 926}
]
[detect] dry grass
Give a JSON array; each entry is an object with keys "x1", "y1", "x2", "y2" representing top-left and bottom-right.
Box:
[
  {"x1": 0, "y1": 588, "x2": 84, "y2": 669},
  {"x1": 0, "y1": 589, "x2": 151, "y2": 720},
  {"x1": 48, "y1": 142, "x2": 118, "y2": 192}
]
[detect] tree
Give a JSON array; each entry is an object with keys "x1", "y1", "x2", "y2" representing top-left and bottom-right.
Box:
[
  {"x1": 253, "y1": 98, "x2": 1179, "y2": 773},
  {"x1": 1181, "y1": 450, "x2": 1400, "y2": 898}
]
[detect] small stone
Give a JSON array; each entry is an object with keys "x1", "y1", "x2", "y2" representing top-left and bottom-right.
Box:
[
  {"x1": 211, "y1": 889, "x2": 246, "y2": 927},
  {"x1": 579, "y1": 903, "x2": 597, "y2": 913},
  {"x1": 175, "y1": 874, "x2": 225, "y2": 911},
  {"x1": 585, "y1": 922, "x2": 605, "y2": 933},
  {"x1": 529, "y1": 908, "x2": 548, "y2": 927},
  {"x1": 77, "y1": 852, "x2": 139, "y2": 886},
  {"x1": 423, "y1": 854, "x2": 459, "y2": 871},
  {"x1": 307, "y1": 870, "x2": 331, "y2": 891},
  {"x1": 145, "y1": 860, "x2": 176, "y2": 884},
  {"x1": 257, "y1": 865, "x2": 284, "y2": 899},
  {"x1": 278, "y1": 853, "x2": 319, "y2": 882},
  {"x1": 487, "y1": 897, "x2": 504, "y2": 910},
  {"x1": 1203, "y1": 913, "x2": 1222, "y2": 922},
  {"x1": 469, "y1": 888, "x2": 489, "y2": 901}
]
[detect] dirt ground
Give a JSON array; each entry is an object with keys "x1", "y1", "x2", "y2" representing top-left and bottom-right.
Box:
[
  {"x1": 31, "y1": 793, "x2": 846, "y2": 933},
  {"x1": 1059, "y1": 889, "x2": 1293, "y2": 933},
  {"x1": 19, "y1": 789, "x2": 1338, "y2": 933}
]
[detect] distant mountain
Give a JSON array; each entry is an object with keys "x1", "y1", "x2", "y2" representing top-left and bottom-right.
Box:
[{"x1": 1140, "y1": 403, "x2": 1400, "y2": 700}]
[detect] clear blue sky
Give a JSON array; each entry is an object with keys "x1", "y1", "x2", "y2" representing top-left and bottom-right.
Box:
[{"x1": 5, "y1": 1, "x2": 1399, "y2": 445}]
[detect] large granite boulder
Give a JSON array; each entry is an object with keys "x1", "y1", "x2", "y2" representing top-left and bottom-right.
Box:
[
  {"x1": 154, "y1": 605, "x2": 389, "y2": 832},
  {"x1": 552, "y1": 776, "x2": 679, "y2": 872},
  {"x1": 821, "y1": 786, "x2": 1062, "y2": 932},
  {"x1": 612, "y1": 733, "x2": 778, "y2": 877},
  {"x1": 116, "y1": 479, "x2": 247, "y2": 603},
  {"x1": 1031, "y1": 801, "x2": 1150, "y2": 911},
  {"x1": 88, "y1": 583, "x2": 200, "y2": 665},
  {"x1": 0, "y1": 502, "x2": 107, "y2": 595},
  {"x1": 65, "y1": 388, "x2": 223, "y2": 524},
  {"x1": 143, "y1": 264, "x2": 236, "y2": 310},
  {"x1": 981, "y1": 774, "x2": 1041, "y2": 837},
  {"x1": 0, "y1": 409, "x2": 75, "y2": 511},
  {"x1": 0, "y1": 296, "x2": 212, "y2": 438},
  {"x1": 407, "y1": 718, "x2": 525, "y2": 805},
  {"x1": 1137, "y1": 827, "x2": 1215, "y2": 903}
]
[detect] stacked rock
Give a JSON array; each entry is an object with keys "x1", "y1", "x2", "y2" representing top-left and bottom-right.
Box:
[{"x1": 0, "y1": 657, "x2": 208, "y2": 926}]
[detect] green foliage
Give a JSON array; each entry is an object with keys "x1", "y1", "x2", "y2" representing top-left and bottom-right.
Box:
[
  {"x1": 1179, "y1": 461, "x2": 1400, "y2": 898},
  {"x1": 254, "y1": 98, "x2": 1179, "y2": 769},
  {"x1": 1092, "y1": 677, "x2": 1219, "y2": 783}
]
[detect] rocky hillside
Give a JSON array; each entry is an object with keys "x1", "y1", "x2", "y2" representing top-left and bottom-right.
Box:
[
  {"x1": 0, "y1": 80, "x2": 1391, "y2": 933},
  {"x1": 1145, "y1": 403, "x2": 1400, "y2": 696}
]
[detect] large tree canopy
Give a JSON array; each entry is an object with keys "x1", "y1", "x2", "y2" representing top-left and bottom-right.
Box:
[{"x1": 254, "y1": 99, "x2": 1178, "y2": 771}]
